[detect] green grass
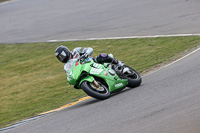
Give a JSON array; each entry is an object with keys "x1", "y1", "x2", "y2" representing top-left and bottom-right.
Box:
[
  {"x1": 0, "y1": 36, "x2": 200, "y2": 128},
  {"x1": 0, "y1": 0, "x2": 9, "y2": 3}
]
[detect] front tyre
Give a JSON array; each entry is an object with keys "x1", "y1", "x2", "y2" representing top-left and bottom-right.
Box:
[
  {"x1": 123, "y1": 65, "x2": 142, "y2": 88},
  {"x1": 80, "y1": 81, "x2": 110, "y2": 100}
]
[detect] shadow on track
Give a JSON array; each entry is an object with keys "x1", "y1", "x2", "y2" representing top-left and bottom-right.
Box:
[{"x1": 67, "y1": 84, "x2": 143, "y2": 111}]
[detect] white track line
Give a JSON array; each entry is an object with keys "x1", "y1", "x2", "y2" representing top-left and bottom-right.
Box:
[
  {"x1": 2, "y1": 34, "x2": 200, "y2": 132},
  {"x1": 47, "y1": 33, "x2": 200, "y2": 42},
  {"x1": 164, "y1": 47, "x2": 200, "y2": 68},
  {"x1": 144, "y1": 46, "x2": 200, "y2": 77},
  {"x1": 48, "y1": 33, "x2": 200, "y2": 76}
]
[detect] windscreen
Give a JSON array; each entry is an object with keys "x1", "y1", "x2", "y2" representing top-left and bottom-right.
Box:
[{"x1": 64, "y1": 59, "x2": 76, "y2": 74}]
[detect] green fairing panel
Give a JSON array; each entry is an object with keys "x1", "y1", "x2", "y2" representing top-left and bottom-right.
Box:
[
  {"x1": 66, "y1": 58, "x2": 128, "y2": 93},
  {"x1": 89, "y1": 66, "x2": 128, "y2": 93},
  {"x1": 103, "y1": 75, "x2": 128, "y2": 93},
  {"x1": 79, "y1": 76, "x2": 94, "y2": 86}
]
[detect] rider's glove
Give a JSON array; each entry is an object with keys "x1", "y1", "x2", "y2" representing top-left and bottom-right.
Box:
[
  {"x1": 83, "y1": 53, "x2": 88, "y2": 58},
  {"x1": 80, "y1": 53, "x2": 88, "y2": 62}
]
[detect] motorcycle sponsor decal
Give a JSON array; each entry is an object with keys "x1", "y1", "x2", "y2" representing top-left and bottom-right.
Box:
[
  {"x1": 90, "y1": 67, "x2": 103, "y2": 74},
  {"x1": 85, "y1": 58, "x2": 90, "y2": 62},
  {"x1": 104, "y1": 72, "x2": 108, "y2": 76},
  {"x1": 93, "y1": 63, "x2": 102, "y2": 68},
  {"x1": 108, "y1": 69, "x2": 115, "y2": 76},
  {"x1": 115, "y1": 83, "x2": 123, "y2": 87}
]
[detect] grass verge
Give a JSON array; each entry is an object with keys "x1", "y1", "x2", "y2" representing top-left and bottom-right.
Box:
[
  {"x1": 0, "y1": 0, "x2": 10, "y2": 3},
  {"x1": 0, "y1": 36, "x2": 200, "y2": 128}
]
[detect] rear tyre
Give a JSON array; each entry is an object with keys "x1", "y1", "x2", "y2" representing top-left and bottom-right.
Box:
[
  {"x1": 123, "y1": 65, "x2": 142, "y2": 88},
  {"x1": 80, "y1": 81, "x2": 110, "y2": 100}
]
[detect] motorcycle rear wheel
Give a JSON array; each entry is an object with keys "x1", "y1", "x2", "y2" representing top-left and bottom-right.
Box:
[
  {"x1": 123, "y1": 65, "x2": 142, "y2": 88},
  {"x1": 80, "y1": 81, "x2": 110, "y2": 100}
]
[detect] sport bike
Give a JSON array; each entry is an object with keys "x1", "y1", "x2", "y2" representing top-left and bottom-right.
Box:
[{"x1": 64, "y1": 55, "x2": 142, "y2": 100}]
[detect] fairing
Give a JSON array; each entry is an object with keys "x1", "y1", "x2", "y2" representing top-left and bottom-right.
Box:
[{"x1": 65, "y1": 57, "x2": 128, "y2": 93}]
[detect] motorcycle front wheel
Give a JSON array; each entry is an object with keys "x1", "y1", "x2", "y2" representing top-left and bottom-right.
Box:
[{"x1": 80, "y1": 80, "x2": 110, "y2": 100}]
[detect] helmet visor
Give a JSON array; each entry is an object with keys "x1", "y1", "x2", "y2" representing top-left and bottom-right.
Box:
[{"x1": 58, "y1": 51, "x2": 67, "y2": 62}]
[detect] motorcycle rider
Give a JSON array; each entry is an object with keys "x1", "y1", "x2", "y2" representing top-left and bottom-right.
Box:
[{"x1": 55, "y1": 45, "x2": 124, "y2": 66}]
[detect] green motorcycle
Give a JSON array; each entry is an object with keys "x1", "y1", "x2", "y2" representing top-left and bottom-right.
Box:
[{"x1": 64, "y1": 55, "x2": 142, "y2": 100}]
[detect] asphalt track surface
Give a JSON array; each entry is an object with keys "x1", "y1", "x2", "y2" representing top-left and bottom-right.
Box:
[
  {"x1": 0, "y1": 0, "x2": 200, "y2": 43},
  {"x1": 1, "y1": 0, "x2": 200, "y2": 133},
  {"x1": 4, "y1": 47, "x2": 200, "y2": 133}
]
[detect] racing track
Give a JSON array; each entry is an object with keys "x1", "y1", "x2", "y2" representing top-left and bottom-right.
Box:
[
  {"x1": 0, "y1": 0, "x2": 200, "y2": 43},
  {"x1": 1, "y1": 0, "x2": 200, "y2": 132},
  {"x1": 4, "y1": 46, "x2": 200, "y2": 133}
]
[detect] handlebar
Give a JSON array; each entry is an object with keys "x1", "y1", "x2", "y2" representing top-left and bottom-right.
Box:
[{"x1": 77, "y1": 53, "x2": 89, "y2": 62}]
